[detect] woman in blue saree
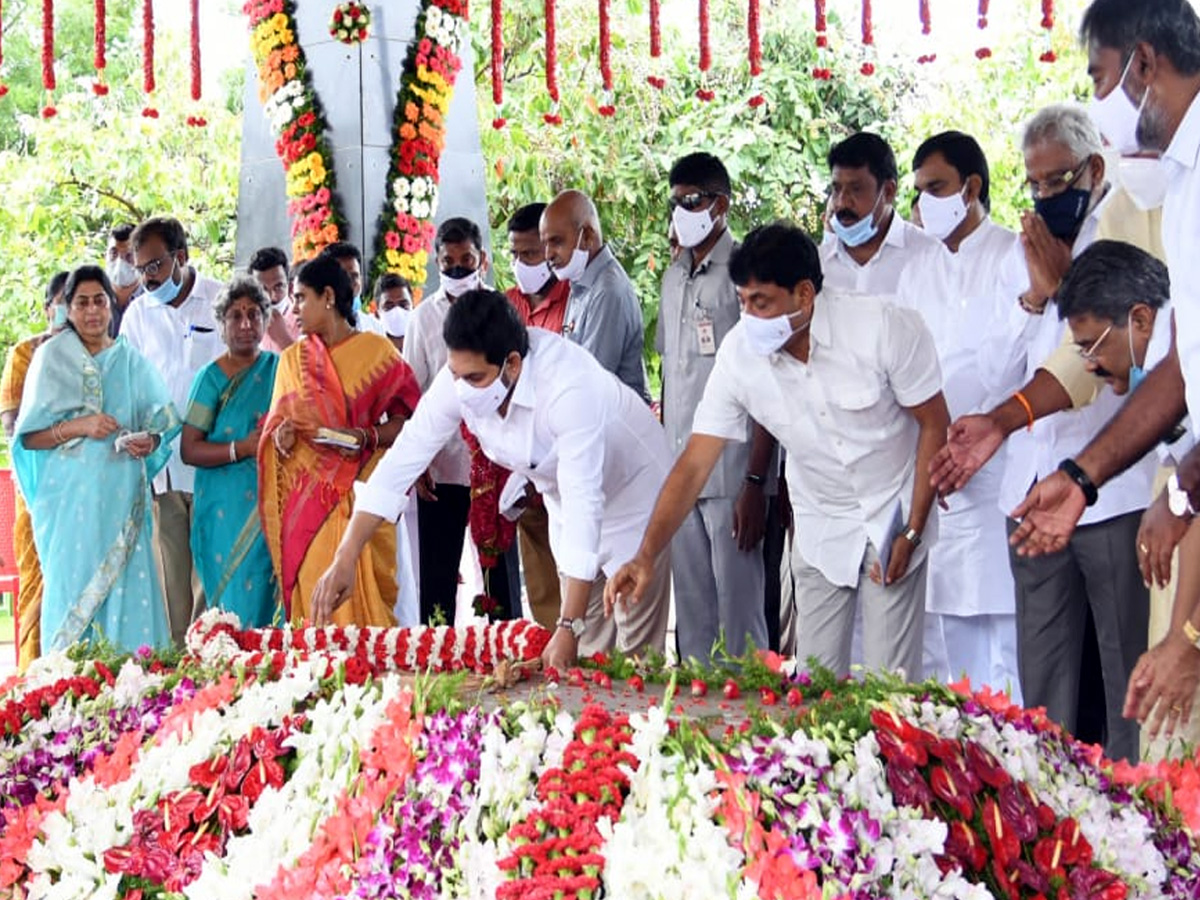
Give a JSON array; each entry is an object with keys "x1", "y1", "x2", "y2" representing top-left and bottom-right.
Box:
[
  {"x1": 13, "y1": 265, "x2": 179, "y2": 654},
  {"x1": 180, "y1": 278, "x2": 279, "y2": 626}
]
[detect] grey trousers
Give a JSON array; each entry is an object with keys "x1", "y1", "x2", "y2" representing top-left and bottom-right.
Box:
[
  {"x1": 1006, "y1": 511, "x2": 1148, "y2": 763},
  {"x1": 152, "y1": 490, "x2": 205, "y2": 647},
  {"x1": 574, "y1": 550, "x2": 671, "y2": 658},
  {"x1": 671, "y1": 497, "x2": 769, "y2": 662},
  {"x1": 785, "y1": 540, "x2": 926, "y2": 680}
]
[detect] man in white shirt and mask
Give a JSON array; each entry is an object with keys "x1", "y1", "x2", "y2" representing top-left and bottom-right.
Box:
[
  {"x1": 105, "y1": 223, "x2": 141, "y2": 336},
  {"x1": 312, "y1": 290, "x2": 670, "y2": 669},
  {"x1": 374, "y1": 272, "x2": 413, "y2": 356},
  {"x1": 321, "y1": 241, "x2": 387, "y2": 337},
  {"x1": 248, "y1": 246, "x2": 300, "y2": 353}
]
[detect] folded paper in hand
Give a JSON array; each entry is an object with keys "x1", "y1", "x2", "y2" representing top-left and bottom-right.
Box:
[
  {"x1": 499, "y1": 474, "x2": 531, "y2": 522},
  {"x1": 877, "y1": 500, "x2": 905, "y2": 577},
  {"x1": 313, "y1": 427, "x2": 361, "y2": 451}
]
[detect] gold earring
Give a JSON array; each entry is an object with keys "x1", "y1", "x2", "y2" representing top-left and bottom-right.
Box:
[{"x1": 326, "y1": 303, "x2": 332, "y2": 309}]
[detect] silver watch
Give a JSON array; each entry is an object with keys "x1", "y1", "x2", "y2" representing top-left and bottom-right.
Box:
[
  {"x1": 555, "y1": 616, "x2": 586, "y2": 638},
  {"x1": 1167, "y1": 473, "x2": 1196, "y2": 519}
]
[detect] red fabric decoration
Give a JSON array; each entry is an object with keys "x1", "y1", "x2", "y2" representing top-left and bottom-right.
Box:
[
  {"x1": 491, "y1": 0, "x2": 502, "y2": 109},
  {"x1": 544, "y1": 0, "x2": 558, "y2": 104},
  {"x1": 189, "y1": 0, "x2": 200, "y2": 101},
  {"x1": 747, "y1": 0, "x2": 761, "y2": 76},
  {"x1": 94, "y1": 0, "x2": 106, "y2": 72},
  {"x1": 699, "y1": 0, "x2": 711, "y2": 72},
  {"x1": 41, "y1": 0, "x2": 55, "y2": 92},
  {"x1": 142, "y1": 0, "x2": 156, "y2": 98},
  {"x1": 861, "y1": 0, "x2": 873, "y2": 46},
  {"x1": 919, "y1": 0, "x2": 931, "y2": 36},
  {"x1": 599, "y1": 0, "x2": 612, "y2": 90}
]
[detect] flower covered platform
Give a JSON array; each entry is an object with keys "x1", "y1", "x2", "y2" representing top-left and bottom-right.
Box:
[{"x1": 4, "y1": 611, "x2": 1200, "y2": 900}]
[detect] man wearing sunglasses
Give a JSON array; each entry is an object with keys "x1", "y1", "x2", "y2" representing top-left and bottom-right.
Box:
[
  {"x1": 121, "y1": 216, "x2": 225, "y2": 647},
  {"x1": 657, "y1": 152, "x2": 772, "y2": 662}
]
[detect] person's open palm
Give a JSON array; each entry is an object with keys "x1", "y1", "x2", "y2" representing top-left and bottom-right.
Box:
[
  {"x1": 1009, "y1": 470, "x2": 1086, "y2": 556},
  {"x1": 930, "y1": 414, "x2": 1004, "y2": 495}
]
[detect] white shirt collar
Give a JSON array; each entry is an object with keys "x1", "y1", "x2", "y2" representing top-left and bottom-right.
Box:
[{"x1": 1165, "y1": 90, "x2": 1200, "y2": 171}]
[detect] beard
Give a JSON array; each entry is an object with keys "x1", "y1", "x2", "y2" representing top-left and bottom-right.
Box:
[{"x1": 1136, "y1": 100, "x2": 1171, "y2": 152}]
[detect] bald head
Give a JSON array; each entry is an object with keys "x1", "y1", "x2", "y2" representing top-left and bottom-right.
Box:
[{"x1": 541, "y1": 190, "x2": 603, "y2": 270}]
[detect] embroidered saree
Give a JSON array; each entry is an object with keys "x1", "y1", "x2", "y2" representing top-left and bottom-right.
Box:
[
  {"x1": 12, "y1": 332, "x2": 179, "y2": 654},
  {"x1": 259, "y1": 332, "x2": 420, "y2": 626},
  {"x1": 0, "y1": 335, "x2": 47, "y2": 671},
  {"x1": 185, "y1": 351, "x2": 280, "y2": 627}
]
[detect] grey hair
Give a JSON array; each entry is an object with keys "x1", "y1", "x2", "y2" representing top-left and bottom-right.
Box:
[
  {"x1": 1022, "y1": 103, "x2": 1103, "y2": 160},
  {"x1": 214, "y1": 276, "x2": 270, "y2": 321}
]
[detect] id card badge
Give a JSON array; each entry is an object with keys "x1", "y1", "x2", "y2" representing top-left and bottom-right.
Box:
[{"x1": 696, "y1": 315, "x2": 717, "y2": 356}]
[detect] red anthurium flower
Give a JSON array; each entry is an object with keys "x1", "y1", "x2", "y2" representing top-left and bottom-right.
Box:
[
  {"x1": 998, "y1": 781, "x2": 1038, "y2": 842},
  {"x1": 887, "y1": 762, "x2": 934, "y2": 812},
  {"x1": 875, "y1": 726, "x2": 928, "y2": 768},
  {"x1": 1033, "y1": 836, "x2": 1069, "y2": 882},
  {"x1": 1055, "y1": 817, "x2": 1093, "y2": 867},
  {"x1": 224, "y1": 739, "x2": 254, "y2": 791},
  {"x1": 945, "y1": 819, "x2": 988, "y2": 871},
  {"x1": 188, "y1": 755, "x2": 228, "y2": 789},
  {"x1": 965, "y1": 741, "x2": 1011, "y2": 788},
  {"x1": 930, "y1": 766, "x2": 975, "y2": 819},
  {"x1": 982, "y1": 796, "x2": 1021, "y2": 868}
]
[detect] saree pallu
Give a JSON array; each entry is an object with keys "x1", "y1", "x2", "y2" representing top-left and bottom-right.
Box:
[
  {"x1": 259, "y1": 332, "x2": 421, "y2": 627},
  {"x1": 185, "y1": 351, "x2": 280, "y2": 628},
  {"x1": 1, "y1": 335, "x2": 47, "y2": 671},
  {"x1": 12, "y1": 332, "x2": 180, "y2": 654}
]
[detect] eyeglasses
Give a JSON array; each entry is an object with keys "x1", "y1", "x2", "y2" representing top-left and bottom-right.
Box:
[
  {"x1": 1025, "y1": 160, "x2": 1089, "y2": 199},
  {"x1": 134, "y1": 254, "x2": 174, "y2": 278},
  {"x1": 669, "y1": 192, "x2": 720, "y2": 212},
  {"x1": 1077, "y1": 324, "x2": 1113, "y2": 362}
]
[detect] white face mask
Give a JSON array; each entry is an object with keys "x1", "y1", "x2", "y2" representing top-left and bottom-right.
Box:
[
  {"x1": 1117, "y1": 156, "x2": 1169, "y2": 211},
  {"x1": 107, "y1": 258, "x2": 139, "y2": 288},
  {"x1": 740, "y1": 308, "x2": 810, "y2": 356},
  {"x1": 1088, "y1": 54, "x2": 1144, "y2": 155},
  {"x1": 440, "y1": 268, "x2": 481, "y2": 298},
  {"x1": 455, "y1": 368, "x2": 511, "y2": 417},
  {"x1": 916, "y1": 188, "x2": 969, "y2": 242},
  {"x1": 549, "y1": 229, "x2": 589, "y2": 283},
  {"x1": 671, "y1": 204, "x2": 717, "y2": 249},
  {"x1": 513, "y1": 259, "x2": 553, "y2": 295},
  {"x1": 379, "y1": 305, "x2": 410, "y2": 337}
]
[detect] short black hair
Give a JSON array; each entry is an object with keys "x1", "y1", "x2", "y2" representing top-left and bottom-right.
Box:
[
  {"x1": 1081, "y1": 0, "x2": 1200, "y2": 77},
  {"x1": 63, "y1": 264, "x2": 116, "y2": 307},
  {"x1": 109, "y1": 223, "x2": 136, "y2": 243},
  {"x1": 295, "y1": 254, "x2": 357, "y2": 327},
  {"x1": 507, "y1": 203, "x2": 547, "y2": 234},
  {"x1": 321, "y1": 241, "x2": 363, "y2": 267},
  {"x1": 436, "y1": 217, "x2": 484, "y2": 253},
  {"x1": 131, "y1": 216, "x2": 188, "y2": 254},
  {"x1": 1057, "y1": 239, "x2": 1169, "y2": 325},
  {"x1": 45, "y1": 270, "x2": 70, "y2": 307},
  {"x1": 827, "y1": 132, "x2": 898, "y2": 188},
  {"x1": 729, "y1": 222, "x2": 824, "y2": 294},
  {"x1": 668, "y1": 152, "x2": 732, "y2": 195},
  {"x1": 912, "y1": 130, "x2": 992, "y2": 212},
  {"x1": 248, "y1": 246, "x2": 290, "y2": 276},
  {"x1": 374, "y1": 272, "x2": 411, "y2": 299},
  {"x1": 443, "y1": 289, "x2": 529, "y2": 366}
]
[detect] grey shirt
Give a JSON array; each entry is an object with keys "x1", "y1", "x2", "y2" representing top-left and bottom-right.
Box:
[
  {"x1": 563, "y1": 245, "x2": 650, "y2": 402},
  {"x1": 658, "y1": 230, "x2": 755, "y2": 499}
]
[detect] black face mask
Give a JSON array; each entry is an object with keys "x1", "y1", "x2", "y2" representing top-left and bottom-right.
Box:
[
  {"x1": 441, "y1": 265, "x2": 475, "y2": 279},
  {"x1": 1034, "y1": 188, "x2": 1091, "y2": 242}
]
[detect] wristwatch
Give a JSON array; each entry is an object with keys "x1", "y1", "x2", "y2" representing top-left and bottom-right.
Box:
[
  {"x1": 1057, "y1": 458, "x2": 1099, "y2": 507},
  {"x1": 901, "y1": 526, "x2": 922, "y2": 548},
  {"x1": 1167, "y1": 472, "x2": 1197, "y2": 519},
  {"x1": 555, "y1": 616, "x2": 586, "y2": 639}
]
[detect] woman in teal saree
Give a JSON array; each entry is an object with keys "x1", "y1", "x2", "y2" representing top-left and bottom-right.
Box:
[
  {"x1": 181, "y1": 278, "x2": 279, "y2": 627},
  {"x1": 13, "y1": 266, "x2": 179, "y2": 654}
]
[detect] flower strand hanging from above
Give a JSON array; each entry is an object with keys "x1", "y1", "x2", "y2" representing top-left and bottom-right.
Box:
[
  {"x1": 812, "y1": 0, "x2": 831, "y2": 80},
  {"x1": 975, "y1": 0, "x2": 991, "y2": 59},
  {"x1": 598, "y1": 0, "x2": 616, "y2": 113},
  {"x1": 1040, "y1": 0, "x2": 1056, "y2": 62},
  {"x1": 242, "y1": 0, "x2": 345, "y2": 262},
  {"x1": 747, "y1": 0, "x2": 763, "y2": 106},
  {"x1": 329, "y1": 2, "x2": 370, "y2": 45},
  {"x1": 41, "y1": 0, "x2": 56, "y2": 117},
  {"x1": 917, "y1": 0, "x2": 936, "y2": 65},
  {"x1": 860, "y1": 0, "x2": 874, "y2": 75},
  {"x1": 92, "y1": 0, "x2": 109, "y2": 95},
  {"x1": 0, "y1": 0, "x2": 6, "y2": 99},
  {"x1": 491, "y1": 0, "x2": 504, "y2": 128},
  {"x1": 695, "y1": 0, "x2": 713, "y2": 101},
  {"x1": 141, "y1": 0, "x2": 157, "y2": 117},
  {"x1": 370, "y1": 0, "x2": 468, "y2": 297},
  {"x1": 186, "y1": 0, "x2": 205, "y2": 126},
  {"x1": 646, "y1": 0, "x2": 663, "y2": 89},
  {"x1": 543, "y1": 0, "x2": 560, "y2": 123}
]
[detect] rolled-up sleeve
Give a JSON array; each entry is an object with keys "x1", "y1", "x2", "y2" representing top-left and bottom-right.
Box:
[
  {"x1": 354, "y1": 365, "x2": 462, "y2": 522},
  {"x1": 544, "y1": 383, "x2": 607, "y2": 581}
]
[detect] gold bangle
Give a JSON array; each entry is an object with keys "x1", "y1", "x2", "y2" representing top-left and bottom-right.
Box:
[
  {"x1": 52, "y1": 421, "x2": 65, "y2": 445},
  {"x1": 1183, "y1": 620, "x2": 1200, "y2": 646}
]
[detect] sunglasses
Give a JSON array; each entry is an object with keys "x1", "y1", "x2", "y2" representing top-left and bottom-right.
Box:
[{"x1": 668, "y1": 192, "x2": 721, "y2": 212}]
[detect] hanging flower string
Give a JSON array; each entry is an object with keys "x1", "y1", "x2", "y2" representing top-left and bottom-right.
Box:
[
  {"x1": 41, "y1": 0, "x2": 55, "y2": 117},
  {"x1": 0, "y1": 0, "x2": 6, "y2": 98},
  {"x1": 141, "y1": 0, "x2": 157, "y2": 118},
  {"x1": 1040, "y1": 0, "x2": 1056, "y2": 63},
  {"x1": 646, "y1": 0, "x2": 664, "y2": 89},
  {"x1": 860, "y1": 0, "x2": 875, "y2": 75},
  {"x1": 598, "y1": 0, "x2": 615, "y2": 114},
  {"x1": 695, "y1": 0, "x2": 714, "y2": 101},
  {"x1": 186, "y1": 0, "x2": 206, "y2": 126},
  {"x1": 747, "y1": 0, "x2": 763, "y2": 106},
  {"x1": 917, "y1": 0, "x2": 936, "y2": 65},
  {"x1": 491, "y1": 0, "x2": 504, "y2": 128},
  {"x1": 976, "y1": 0, "x2": 992, "y2": 59},
  {"x1": 92, "y1": 0, "x2": 108, "y2": 95},
  {"x1": 544, "y1": 0, "x2": 561, "y2": 123},
  {"x1": 812, "y1": 0, "x2": 831, "y2": 80}
]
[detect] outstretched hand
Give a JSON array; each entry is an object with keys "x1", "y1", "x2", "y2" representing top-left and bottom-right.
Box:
[
  {"x1": 930, "y1": 414, "x2": 1005, "y2": 495},
  {"x1": 1008, "y1": 471, "x2": 1086, "y2": 556},
  {"x1": 311, "y1": 555, "x2": 356, "y2": 626}
]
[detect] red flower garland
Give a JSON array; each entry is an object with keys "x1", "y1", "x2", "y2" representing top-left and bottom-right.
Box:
[
  {"x1": 695, "y1": 0, "x2": 714, "y2": 101},
  {"x1": 461, "y1": 423, "x2": 516, "y2": 575},
  {"x1": 142, "y1": 0, "x2": 157, "y2": 117},
  {"x1": 916, "y1": 0, "x2": 936, "y2": 64},
  {"x1": 92, "y1": 0, "x2": 108, "y2": 95},
  {"x1": 646, "y1": 0, "x2": 663, "y2": 89},
  {"x1": 189, "y1": 0, "x2": 201, "y2": 101},
  {"x1": 1040, "y1": 0, "x2": 1056, "y2": 63},
  {"x1": 747, "y1": 0, "x2": 763, "y2": 106},
  {"x1": 0, "y1": 0, "x2": 6, "y2": 98},
  {"x1": 861, "y1": 0, "x2": 873, "y2": 46},
  {"x1": 41, "y1": 0, "x2": 55, "y2": 114},
  {"x1": 544, "y1": 0, "x2": 561, "y2": 123},
  {"x1": 812, "y1": 0, "x2": 830, "y2": 79},
  {"x1": 598, "y1": 0, "x2": 615, "y2": 114},
  {"x1": 976, "y1": 0, "x2": 991, "y2": 59},
  {"x1": 491, "y1": 0, "x2": 504, "y2": 128}
]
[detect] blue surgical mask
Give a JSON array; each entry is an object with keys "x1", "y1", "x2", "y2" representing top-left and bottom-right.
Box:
[
  {"x1": 830, "y1": 193, "x2": 883, "y2": 248},
  {"x1": 52, "y1": 304, "x2": 68, "y2": 329},
  {"x1": 1034, "y1": 187, "x2": 1091, "y2": 242},
  {"x1": 144, "y1": 261, "x2": 183, "y2": 304},
  {"x1": 352, "y1": 295, "x2": 363, "y2": 314},
  {"x1": 1128, "y1": 320, "x2": 1146, "y2": 392}
]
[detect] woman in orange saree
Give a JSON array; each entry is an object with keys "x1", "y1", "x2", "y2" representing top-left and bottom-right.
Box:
[
  {"x1": 259, "y1": 255, "x2": 421, "y2": 627},
  {"x1": 0, "y1": 272, "x2": 68, "y2": 671}
]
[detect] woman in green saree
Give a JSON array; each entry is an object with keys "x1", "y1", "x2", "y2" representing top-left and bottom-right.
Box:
[{"x1": 181, "y1": 278, "x2": 280, "y2": 627}]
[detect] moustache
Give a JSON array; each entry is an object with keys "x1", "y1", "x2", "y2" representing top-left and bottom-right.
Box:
[{"x1": 1093, "y1": 366, "x2": 1114, "y2": 380}]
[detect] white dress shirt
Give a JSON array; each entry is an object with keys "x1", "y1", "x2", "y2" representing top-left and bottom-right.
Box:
[
  {"x1": 896, "y1": 218, "x2": 1022, "y2": 616},
  {"x1": 1162, "y1": 91, "x2": 1200, "y2": 441},
  {"x1": 1145, "y1": 305, "x2": 1195, "y2": 466},
  {"x1": 401, "y1": 288, "x2": 470, "y2": 487},
  {"x1": 357, "y1": 329, "x2": 671, "y2": 582},
  {"x1": 356, "y1": 310, "x2": 388, "y2": 336},
  {"x1": 995, "y1": 193, "x2": 1156, "y2": 525},
  {"x1": 819, "y1": 212, "x2": 952, "y2": 299},
  {"x1": 120, "y1": 272, "x2": 224, "y2": 494},
  {"x1": 693, "y1": 292, "x2": 942, "y2": 587}
]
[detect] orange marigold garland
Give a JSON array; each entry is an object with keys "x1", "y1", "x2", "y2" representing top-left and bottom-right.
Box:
[
  {"x1": 243, "y1": 0, "x2": 345, "y2": 262},
  {"x1": 370, "y1": 0, "x2": 468, "y2": 297}
]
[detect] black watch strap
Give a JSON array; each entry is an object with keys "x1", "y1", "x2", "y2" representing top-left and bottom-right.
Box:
[{"x1": 1057, "y1": 458, "x2": 1098, "y2": 507}]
